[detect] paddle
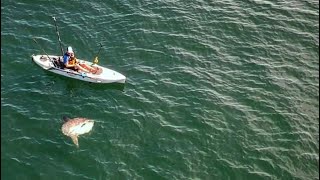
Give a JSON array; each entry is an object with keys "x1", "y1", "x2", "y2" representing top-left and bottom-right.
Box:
[
  {"x1": 92, "y1": 43, "x2": 103, "y2": 65},
  {"x1": 32, "y1": 38, "x2": 55, "y2": 64},
  {"x1": 52, "y1": 16, "x2": 64, "y2": 56}
]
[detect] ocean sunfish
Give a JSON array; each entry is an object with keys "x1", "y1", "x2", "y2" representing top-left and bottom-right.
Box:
[{"x1": 61, "y1": 116, "x2": 94, "y2": 147}]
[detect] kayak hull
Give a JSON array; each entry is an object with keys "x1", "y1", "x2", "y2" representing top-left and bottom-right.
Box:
[{"x1": 31, "y1": 55, "x2": 126, "y2": 84}]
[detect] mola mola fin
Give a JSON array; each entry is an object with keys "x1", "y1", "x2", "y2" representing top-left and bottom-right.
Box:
[
  {"x1": 70, "y1": 135, "x2": 79, "y2": 147},
  {"x1": 62, "y1": 116, "x2": 71, "y2": 122}
]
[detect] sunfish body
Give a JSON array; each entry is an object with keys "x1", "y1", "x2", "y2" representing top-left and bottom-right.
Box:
[{"x1": 61, "y1": 117, "x2": 94, "y2": 147}]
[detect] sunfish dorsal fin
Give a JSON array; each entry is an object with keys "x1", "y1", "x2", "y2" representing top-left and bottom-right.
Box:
[
  {"x1": 62, "y1": 116, "x2": 71, "y2": 122},
  {"x1": 70, "y1": 135, "x2": 79, "y2": 147}
]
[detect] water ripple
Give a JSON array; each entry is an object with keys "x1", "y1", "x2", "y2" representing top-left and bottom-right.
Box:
[{"x1": 1, "y1": 0, "x2": 319, "y2": 179}]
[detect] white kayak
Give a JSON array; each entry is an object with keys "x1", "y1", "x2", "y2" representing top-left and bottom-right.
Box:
[{"x1": 31, "y1": 55, "x2": 126, "y2": 84}]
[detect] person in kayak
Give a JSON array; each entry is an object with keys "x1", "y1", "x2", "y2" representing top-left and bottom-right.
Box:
[{"x1": 63, "y1": 46, "x2": 96, "y2": 73}]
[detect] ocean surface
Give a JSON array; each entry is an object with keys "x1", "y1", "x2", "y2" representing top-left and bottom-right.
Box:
[{"x1": 1, "y1": 0, "x2": 319, "y2": 179}]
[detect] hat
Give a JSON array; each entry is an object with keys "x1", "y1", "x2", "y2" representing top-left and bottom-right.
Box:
[{"x1": 67, "y1": 46, "x2": 73, "y2": 53}]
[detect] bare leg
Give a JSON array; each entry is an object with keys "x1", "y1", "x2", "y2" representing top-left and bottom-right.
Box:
[
  {"x1": 75, "y1": 64, "x2": 90, "y2": 73},
  {"x1": 79, "y1": 63, "x2": 96, "y2": 73}
]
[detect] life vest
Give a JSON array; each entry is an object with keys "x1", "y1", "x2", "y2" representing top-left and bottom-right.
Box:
[{"x1": 68, "y1": 56, "x2": 76, "y2": 65}]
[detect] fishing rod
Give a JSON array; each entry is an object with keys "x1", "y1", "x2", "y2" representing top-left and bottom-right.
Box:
[
  {"x1": 92, "y1": 43, "x2": 103, "y2": 65},
  {"x1": 32, "y1": 38, "x2": 54, "y2": 62},
  {"x1": 32, "y1": 38, "x2": 60, "y2": 68},
  {"x1": 52, "y1": 16, "x2": 64, "y2": 56}
]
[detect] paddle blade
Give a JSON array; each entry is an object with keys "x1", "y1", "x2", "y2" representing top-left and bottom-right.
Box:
[{"x1": 93, "y1": 57, "x2": 98, "y2": 64}]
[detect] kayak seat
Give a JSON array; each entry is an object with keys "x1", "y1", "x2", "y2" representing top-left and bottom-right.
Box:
[{"x1": 52, "y1": 57, "x2": 65, "y2": 69}]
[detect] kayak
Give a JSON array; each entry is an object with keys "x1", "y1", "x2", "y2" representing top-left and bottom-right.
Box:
[{"x1": 31, "y1": 54, "x2": 126, "y2": 84}]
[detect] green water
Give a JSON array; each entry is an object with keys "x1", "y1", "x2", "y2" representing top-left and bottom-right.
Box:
[{"x1": 1, "y1": 0, "x2": 319, "y2": 179}]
